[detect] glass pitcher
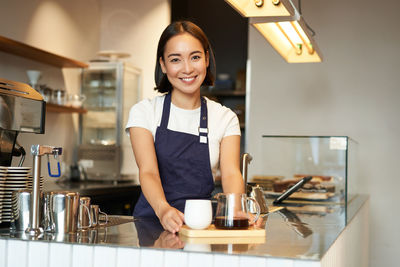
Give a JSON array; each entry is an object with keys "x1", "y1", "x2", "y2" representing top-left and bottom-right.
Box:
[{"x1": 214, "y1": 193, "x2": 260, "y2": 229}]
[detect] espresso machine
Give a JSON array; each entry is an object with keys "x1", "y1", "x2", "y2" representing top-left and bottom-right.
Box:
[
  {"x1": 0, "y1": 78, "x2": 46, "y2": 162},
  {"x1": 0, "y1": 78, "x2": 46, "y2": 231}
]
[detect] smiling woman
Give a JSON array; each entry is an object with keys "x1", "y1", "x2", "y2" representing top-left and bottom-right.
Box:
[
  {"x1": 125, "y1": 21, "x2": 245, "y2": 233},
  {"x1": 159, "y1": 33, "x2": 209, "y2": 106},
  {"x1": 154, "y1": 21, "x2": 216, "y2": 95}
]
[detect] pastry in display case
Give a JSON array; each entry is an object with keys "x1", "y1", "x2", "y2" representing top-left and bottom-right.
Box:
[{"x1": 254, "y1": 136, "x2": 358, "y2": 204}]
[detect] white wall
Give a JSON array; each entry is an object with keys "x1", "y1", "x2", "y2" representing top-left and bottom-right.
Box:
[
  {"x1": 0, "y1": 0, "x2": 101, "y2": 174},
  {"x1": 0, "y1": 0, "x2": 170, "y2": 178},
  {"x1": 98, "y1": 0, "x2": 170, "y2": 179},
  {"x1": 99, "y1": 0, "x2": 170, "y2": 100},
  {"x1": 247, "y1": 0, "x2": 400, "y2": 265}
]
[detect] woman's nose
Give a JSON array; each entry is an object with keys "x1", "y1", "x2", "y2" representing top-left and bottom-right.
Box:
[{"x1": 182, "y1": 60, "x2": 194, "y2": 73}]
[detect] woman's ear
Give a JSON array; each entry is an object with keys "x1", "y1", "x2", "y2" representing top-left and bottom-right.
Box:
[
  {"x1": 159, "y1": 57, "x2": 166, "y2": 74},
  {"x1": 205, "y1": 51, "x2": 210, "y2": 68}
]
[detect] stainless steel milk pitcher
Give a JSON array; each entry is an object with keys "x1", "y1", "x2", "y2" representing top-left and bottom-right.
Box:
[{"x1": 43, "y1": 191, "x2": 80, "y2": 234}]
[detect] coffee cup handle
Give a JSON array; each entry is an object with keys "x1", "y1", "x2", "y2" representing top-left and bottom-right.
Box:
[
  {"x1": 246, "y1": 196, "x2": 260, "y2": 224},
  {"x1": 98, "y1": 209, "x2": 108, "y2": 226}
]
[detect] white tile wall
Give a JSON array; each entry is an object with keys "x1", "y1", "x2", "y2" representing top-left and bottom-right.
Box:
[
  {"x1": 0, "y1": 240, "x2": 324, "y2": 267},
  {"x1": 140, "y1": 248, "x2": 164, "y2": 267},
  {"x1": 266, "y1": 258, "x2": 294, "y2": 267},
  {"x1": 187, "y1": 252, "x2": 214, "y2": 267},
  {"x1": 93, "y1": 245, "x2": 117, "y2": 267},
  {"x1": 116, "y1": 247, "x2": 140, "y2": 267},
  {"x1": 48, "y1": 242, "x2": 72, "y2": 267},
  {"x1": 0, "y1": 239, "x2": 7, "y2": 267},
  {"x1": 164, "y1": 250, "x2": 188, "y2": 267},
  {"x1": 239, "y1": 255, "x2": 267, "y2": 266},
  {"x1": 294, "y1": 260, "x2": 320, "y2": 267},
  {"x1": 214, "y1": 254, "x2": 240, "y2": 267},
  {"x1": 6, "y1": 239, "x2": 28, "y2": 267},
  {"x1": 72, "y1": 244, "x2": 94, "y2": 267},
  {"x1": 27, "y1": 241, "x2": 49, "y2": 267}
]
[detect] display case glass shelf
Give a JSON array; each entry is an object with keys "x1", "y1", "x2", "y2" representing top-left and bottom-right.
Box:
[{"x1": 257, "y1": 135, "x2": 358, "y2": 204}]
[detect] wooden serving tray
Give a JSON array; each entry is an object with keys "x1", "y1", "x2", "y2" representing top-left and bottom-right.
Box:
[{"x1": 179, "y1": 224, "x2": 266, "y2": 238}]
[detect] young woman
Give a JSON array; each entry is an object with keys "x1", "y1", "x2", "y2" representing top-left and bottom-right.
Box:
[{"x1": 126, "y1": 21, "x2": 244, "y2": 233}]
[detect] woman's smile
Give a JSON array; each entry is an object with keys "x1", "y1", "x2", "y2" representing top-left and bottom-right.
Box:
[{"x1": 180, "y1": 76, "x2": 197, "y2": 83}]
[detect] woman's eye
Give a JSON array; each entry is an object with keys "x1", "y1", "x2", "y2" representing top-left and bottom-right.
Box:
[
  {"x1": 192, "y1": 55, "x2": 201, "y2": 61},
  {"x1": 170, "y1": 58, "x2": 180, "y2": 63}
]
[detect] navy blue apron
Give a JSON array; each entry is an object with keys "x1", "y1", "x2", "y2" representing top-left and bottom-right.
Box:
[{"x1": 133, "y1": 93, "x2": 214, "y2": 218}]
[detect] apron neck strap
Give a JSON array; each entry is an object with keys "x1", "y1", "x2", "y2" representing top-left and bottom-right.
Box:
[
  {"x1": 160, "y1": 93, "x2": 172, "y2": 129},
  {"x1": 160, "y1": 93, "x2": 208, "y2": 135}
]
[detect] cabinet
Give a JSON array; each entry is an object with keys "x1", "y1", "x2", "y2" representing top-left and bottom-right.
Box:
[{"x1": 79, "y1": 62, "x2": 141, "y2": 181}]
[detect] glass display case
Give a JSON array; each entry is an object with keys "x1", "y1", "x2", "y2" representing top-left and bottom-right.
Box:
[
  {"x1": 79, "y1": 62, "x2": 141, "y2": 181},
  {"x1": 254, "y1": 136, "x2": 358, "y2": 204}
]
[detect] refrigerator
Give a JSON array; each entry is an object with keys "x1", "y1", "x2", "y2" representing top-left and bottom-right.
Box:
[{"x1": 78, "y1": 61, "x2": 141, "y2": 181}]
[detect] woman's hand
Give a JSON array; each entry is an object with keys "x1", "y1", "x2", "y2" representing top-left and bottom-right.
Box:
[
  {"x1": 248, "y1": 212, "x2": 264, "y2": 228},
  {"x1": 157, "y1": 204, "x2": 184, "y2": 233},
  {"x1": 153, "y1": 231, "x2": 184, "y2": 249}
]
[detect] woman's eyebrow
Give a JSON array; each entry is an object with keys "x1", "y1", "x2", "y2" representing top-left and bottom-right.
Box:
[{"x1": 167, "y1": 50, "x2": 202, "y2": 58}]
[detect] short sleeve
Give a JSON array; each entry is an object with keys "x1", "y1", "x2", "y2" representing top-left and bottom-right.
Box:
[
  {"x1": 125, "y1": 99, "x2": 154, "y2": 136},
  {"x1": 223, "y1": 111, "x2": 241, "y2": 138}
]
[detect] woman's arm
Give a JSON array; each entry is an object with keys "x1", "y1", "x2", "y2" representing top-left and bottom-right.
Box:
[
  {"x1": 219, "y1": 135, "x2": 245, "y2": 193},
  {"x1": 220, "y1": 135, "x2": 263, "y2": 226},
  {"x1": 129, "y1": 127, "x2": 184, "y2": 233}
]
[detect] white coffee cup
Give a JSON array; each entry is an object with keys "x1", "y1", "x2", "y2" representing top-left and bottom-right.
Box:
[{"x1": 184, "y1": 199, "x2": 212, "y2": 230}]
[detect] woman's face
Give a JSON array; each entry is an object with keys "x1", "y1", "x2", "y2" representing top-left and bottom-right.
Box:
[{"x1": 160, "y1": 33, "x2": 209, "y2": 96}]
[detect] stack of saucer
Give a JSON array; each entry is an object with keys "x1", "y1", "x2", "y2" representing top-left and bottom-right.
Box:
[{"x1": 0, "y1": 167, "x2": 43, "y2": 224}]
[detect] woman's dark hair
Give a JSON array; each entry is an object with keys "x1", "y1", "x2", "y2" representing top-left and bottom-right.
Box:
[{"x1": 154, "y1": 21, "x2": 216, "y2": 93}]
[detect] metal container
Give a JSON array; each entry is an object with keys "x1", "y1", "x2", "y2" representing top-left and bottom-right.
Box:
[
  {"x1": 44, "y1": 191, "x2": 80, "y2": 234},
  {"x1": 11, "y1": 189, "x2": 32, "y2": 231},
  {"x1": 78, "y1": 197, "x2": 91, "y2": 230}
]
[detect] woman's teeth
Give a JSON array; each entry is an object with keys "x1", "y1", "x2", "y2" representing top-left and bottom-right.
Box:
[{"x1": 181, "y1": 77, "x2": 195, "y2": 82}]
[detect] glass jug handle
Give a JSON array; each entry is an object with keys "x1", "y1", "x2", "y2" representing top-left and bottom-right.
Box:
[{"x1": 247, "y1": 196, "x2": 260, "y2": 224}]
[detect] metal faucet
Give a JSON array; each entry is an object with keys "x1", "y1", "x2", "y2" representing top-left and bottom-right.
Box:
[
  {"x1": 241, "y1": 153, "x2": 253, "y2": 193},
  {"x1": 241, "y1": 153, "x2": 269, "y2": 214},
  {"x1": 25, "y1": 144, "x2": 62, "y2": 236}
]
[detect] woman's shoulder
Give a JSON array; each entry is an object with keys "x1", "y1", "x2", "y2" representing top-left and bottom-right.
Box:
[
  {"x1": 131, "y1": 94, "x2": 166, "y2": 113},
  {"x1": 204, "y1": 97, "x2": 236, "y2": 118}
]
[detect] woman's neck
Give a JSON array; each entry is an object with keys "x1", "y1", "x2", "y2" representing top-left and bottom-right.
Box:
[{"x1": 171, "y1": 90, "x2": 201, "y2": 110}]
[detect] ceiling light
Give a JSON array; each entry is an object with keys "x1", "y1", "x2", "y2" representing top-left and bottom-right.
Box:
[
  {"x1": 224, "y1": 0, "x2": 296, "y2": 17},
  {"x1": 251, "y1": 14, "x2": 323, "y2": 63}
]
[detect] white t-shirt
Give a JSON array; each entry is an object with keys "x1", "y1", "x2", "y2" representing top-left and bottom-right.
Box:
[{"x1": 125, "y1": 94, "x2": 241, "y2": 179}]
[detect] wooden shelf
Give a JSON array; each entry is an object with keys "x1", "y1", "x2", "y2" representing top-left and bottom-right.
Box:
[
  {"x1": 46, "y1": 103, "x2": 87, "y2": 114},
  {"x1": 0, "y1": 35, "x2": 88, "y2": 68}
]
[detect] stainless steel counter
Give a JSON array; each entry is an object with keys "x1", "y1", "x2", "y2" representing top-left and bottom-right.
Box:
[{"x1": 0, "y1": 194, "x2": 368, "y2": 261}]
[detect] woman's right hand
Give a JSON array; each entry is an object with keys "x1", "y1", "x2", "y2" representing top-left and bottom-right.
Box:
[{"x1": 157, "y1": 204, "x2": 184, "y2": 233}]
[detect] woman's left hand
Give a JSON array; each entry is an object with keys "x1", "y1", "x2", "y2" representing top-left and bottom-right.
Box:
[
  {"x1": 153, "y1": 231, "x2": 184, "y2": 249},
  {"x1": 158, "y1": 204, "x2": 185, "y2": 233},
  {"x1": 248, "y1": 212, "x2": 264, "y2": 228}
]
